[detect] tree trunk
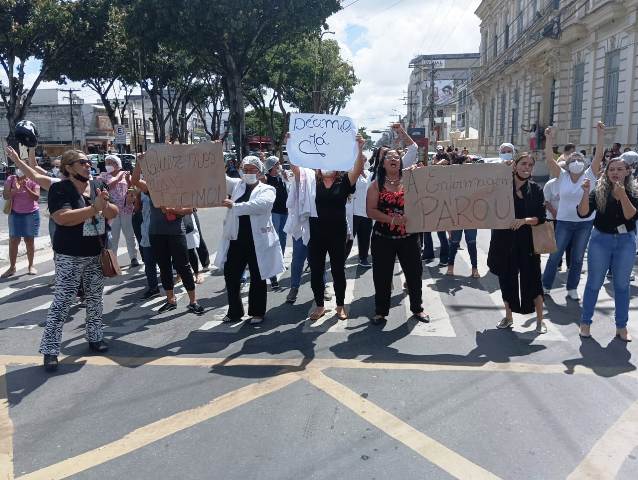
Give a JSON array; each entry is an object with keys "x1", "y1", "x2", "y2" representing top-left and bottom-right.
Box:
[{"x1": 223, "y1": 57, "x2": 246, "y2": 158}]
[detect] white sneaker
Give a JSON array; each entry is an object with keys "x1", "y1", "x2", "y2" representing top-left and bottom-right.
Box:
[
  {"x1": 567, "y1": 289, "x2": 580, "y2": 301},
  {"x1": 543, "y1": 288, "x2": 551, "y2": 296}
]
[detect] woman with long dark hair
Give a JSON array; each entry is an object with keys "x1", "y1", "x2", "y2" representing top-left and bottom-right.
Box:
[
  {"x1": 366, "y1": 149, "x2": 428, "y2": 324},
  {"x1": 487, "y1": 153, "x2": 547, "y2": 333},
  {"x1": 577, "y1": 155, "x2": 638, "y2": 341}
]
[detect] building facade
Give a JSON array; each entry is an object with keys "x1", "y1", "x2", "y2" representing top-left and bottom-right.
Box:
[
  {"x1": 406, "y1": 53, "x2": 481, "y2": 143},
  {"x1": 473, "y1": 0, "x2": 638, "y2": 171}
]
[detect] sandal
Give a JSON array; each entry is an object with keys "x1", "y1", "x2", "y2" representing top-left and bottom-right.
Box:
[
  {"x1": 616, "y1": 328, "x2": 633, "y2": 342},
  {"x1": 579, "y1": 324, "x2": 592, "y2": 338},
  {"x1": 309, "y1": 307, "x2": 327, "y2": 321},
  {"x1": 413, "y1": 312, "x2": 430, "y2": 323},
  {"x1": 535, "y1": 321, "x2": 548, "y2": 334},
  {"x1": 471, "y1": 269, "x2": 480, "y2": 278},
  {"x1": 1, "y1": 267, "x2": 16, "y2": 279},
  {"x1": 335, "y1": 306, "x2": 348, "y2": 321}
]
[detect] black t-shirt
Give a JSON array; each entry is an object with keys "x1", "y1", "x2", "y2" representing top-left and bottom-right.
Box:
[
  {"x1": 311, "y1": 174, "x2": 356, "y2": 225},
  {"x1": 235, "y1": 186, "x2": 254, "y2": 243},
  {"x1": 579, "y1": 191, "x2": 638, "y2": 233},
  {"x1": 48, "y1": 179, "x2": 108, "y2": 257},
  {"x1": 266, "y1": 175, "x2": 288, "y2": 214}
]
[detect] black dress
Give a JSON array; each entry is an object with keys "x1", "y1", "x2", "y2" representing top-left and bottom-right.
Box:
[{"x1": 487, "y1": 180, "x2": 546, "y2": 314}]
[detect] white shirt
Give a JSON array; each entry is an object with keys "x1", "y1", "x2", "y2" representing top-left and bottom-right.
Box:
[
  {"x1": 543, "y1": 178, "x2": 560, "y2": 221},
  {"x1": 556, "y1": 167, "x2": 597, "y2": 222},
  {"x1": 352, "y1": 173, "x2": 370, "y2": 217}
]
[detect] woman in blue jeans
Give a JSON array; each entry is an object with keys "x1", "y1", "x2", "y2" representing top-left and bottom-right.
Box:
[
  {"x1": 577, "y1": 157, "x2": 638, "y2": 342},
  {"x1": 264, "y1": 156, "x2": 288, "y2": 289},
  {"x1": 542, "y1": 124, "x2": 603, "y2": 300},
  {"x1": 446, "y1": 229, "x2": 479, "y2": 278}
]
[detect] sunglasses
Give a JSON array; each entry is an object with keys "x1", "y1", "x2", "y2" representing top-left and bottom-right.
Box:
[{"x1": 72, "y1": 159, "x2": 91, "y2": 166}]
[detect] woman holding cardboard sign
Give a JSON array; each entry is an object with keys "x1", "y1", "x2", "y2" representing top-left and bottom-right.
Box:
[
  {"x1": 366, "y1": 149, "x2": 428, "y2": 325},
  {"x1": 487, "y1": 153, "x2": 547, "y2": 333},
  {"x1": 285, "y1": 133, "x2": 366, "y2": 321},
  {"x1": 214, "y1": 155, "x2": 285, "y2": 324}
]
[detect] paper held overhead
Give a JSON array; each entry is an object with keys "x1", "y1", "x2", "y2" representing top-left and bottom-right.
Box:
[{"x1": 287, "y1": 113, "x2": 358, "y2": 171}]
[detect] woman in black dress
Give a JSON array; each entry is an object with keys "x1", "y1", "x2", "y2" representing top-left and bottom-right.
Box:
[{"x1": 487, "y1": 153, "x2": 548, "y2": 333}]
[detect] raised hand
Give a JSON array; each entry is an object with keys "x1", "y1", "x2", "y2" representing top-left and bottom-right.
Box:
[
  {"x1": 596, "y1": 121, "x2": 605, "y2": 135},
  {"x1": 612, "y1": 181, "x2": 626, "y2": 200},
  {"x1": 581, "y1": 178, "x2": 591, "y2": 195}
]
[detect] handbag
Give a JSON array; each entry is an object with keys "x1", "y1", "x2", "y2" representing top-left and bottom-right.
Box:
[
  {"x1": 532, "y1": 221, "x2": 557, "y2": 255},
  {"x1": 90, "y1": 181, "x2": 121, "y2": 277}
]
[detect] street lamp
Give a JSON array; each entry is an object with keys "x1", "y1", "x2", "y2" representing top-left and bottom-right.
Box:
[{"x1": 313, "y1": 30, "x2": 335, "y2": 113}]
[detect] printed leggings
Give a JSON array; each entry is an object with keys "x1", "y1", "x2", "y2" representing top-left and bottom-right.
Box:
[{"x1": 39, "y1": 254, "x2": 104, "y2": 356}]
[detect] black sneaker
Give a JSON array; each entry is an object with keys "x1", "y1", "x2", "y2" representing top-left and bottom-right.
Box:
[
  {"x1": 286, "y1": 287, "x2": 299, "y2": 303},
  {"x1": 437, "y1": 261, "x2": 448, "y2": 268},
  {"x1": 158, "y1": 302, "x2": 177, "y2": 313},
  {"x1": 43, "y1": 354, "x2": 58, "y2": 372},
  {"x1": 187, "y1": 302, "x2": 204, "y2": 315},
  {"x1": 421, "y1": 256, "x2": 434, "y2": 262},
  {"x1": 130, "y1": 258, "x2": 140, "y2": 267},
  {"x1": 270, "y1": 278, "x2": 280, "y2": 290},
  {"x1": 88, "y1": 340, "x2": 109, "y2": 353},
  {"x1": 358, "y1": 259, "x2": 372, "y2": 268},
  {"x1": 142, "y1": 288, "x2": 160, "y2": 299}
]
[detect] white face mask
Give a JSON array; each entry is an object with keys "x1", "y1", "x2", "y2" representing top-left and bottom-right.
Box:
[
  {"x1": 242, "y1": 173, "x2": 258, "y2": 185},
  {"x1": 106, "y1": 165, "x2": 115, "y2": 174},
  {"x1": 568, "y1": 161, "x2": 585, "y2": 174},
  {"x1": 321, "y1": 170, "x2": 336, "y2": 176},
  {"x1": 499, "y1": 152, "x2": 513, "y2": 162},
  {"x1": 15, "y1": 169, "x2": 24, "y2": 178}
]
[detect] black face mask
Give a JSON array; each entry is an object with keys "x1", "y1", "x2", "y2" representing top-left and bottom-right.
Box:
[{"x1": 73, "y1": 172, "x2": 90, "y2": 183}]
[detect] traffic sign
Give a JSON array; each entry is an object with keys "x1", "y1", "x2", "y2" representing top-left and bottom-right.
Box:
[{"x1": 114, "y1": 125, "x2": 127, "y2": 144}]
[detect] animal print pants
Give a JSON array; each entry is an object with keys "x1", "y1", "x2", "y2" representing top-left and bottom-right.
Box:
[{"x1": 39, "y1": 254, "x2": 105, "y2": 356}]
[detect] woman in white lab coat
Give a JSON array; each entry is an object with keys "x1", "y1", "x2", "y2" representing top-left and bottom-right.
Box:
[{"x1": 214, "y1": 156, "x2": 285, "y2": 324}]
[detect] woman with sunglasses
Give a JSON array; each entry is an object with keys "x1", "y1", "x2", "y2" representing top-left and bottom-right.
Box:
[{"x1": 39, "y1": 151, "x2": 119, "y2": 371}]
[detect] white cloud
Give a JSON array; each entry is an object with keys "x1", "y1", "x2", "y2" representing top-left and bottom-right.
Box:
[{"x1": 328, "y1": 0, "x2": 482, "y2": 136}]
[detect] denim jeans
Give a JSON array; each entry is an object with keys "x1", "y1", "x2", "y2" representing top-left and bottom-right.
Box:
[
  {"x1": 581, "y1": 229, "x2": 636, "y2": 328},
  {"x1": 421, "y1": 231, "x2": 449, "y2": 263},
  {"x1": 141, "y1": 246, "x2": 158, "y2": 290},
  {"x1": 290, "y1": 237, "x2": 327, "y2": 289},
  {"x1": 448, "y1": 229, "x2": 478, "y2": 268},
  {"x1": 542, "y1": 220, "x2": 593, "y2": 290},
  {"x1": 271, "y1": 213, "x2": 288, "y2": 253}
]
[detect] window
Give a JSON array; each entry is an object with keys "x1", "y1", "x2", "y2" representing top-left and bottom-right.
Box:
[
  {"x1": 480, "y1": 105, "x2": 486, "y2": 143},
  {"x1": 499, "y1": 94, "x2": 506, "y2": 139},
  {"x1": 490, "y1": 98, "x2": 496, "y2": 139},
  {"x1": 603, "y1": 49, "x2": 621, "y2": 126},
  {"x1": 549, "y1": 78, "x2": 556, "y2": 126},
  {"x1": 570, "y1": 62, "x2": 585, "y2": 129},
  {"x1": 517, "y1": 0, "x2": 523, "y2": 36},
  {"x1": 505, "y1": 23, "x2": 510, "y2": 49},
  {"x1": 493, "y1": 29, "x2": 498, "y2": 58}
]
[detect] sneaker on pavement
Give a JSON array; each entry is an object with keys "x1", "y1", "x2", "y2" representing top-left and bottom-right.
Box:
[
  {"x1": 270, "y1": 278, "x2": 280, "y2": 290},
  {"x1": 358, "y1": 259, "x2": 372, "y2": 268},
  {"x1": 543, "y1": 288, "x2": 551, "y2": 296},
  {"x1": 567, "y1": 289, "x2": 580, "y2": 301},
  {"x1": 130, "y1": 258, "x2": 140, "y2": 267},
  {"x1": 286, "y1": 287, "x2": 299, "y2": 303},
  {"x1": 249, "y1": 316, "x2": 264, "y2": 325},
  {"x1": 497, "y1": 317, "x2": 513, "y2": 329},
  {"x1": 142, "y1": 287, "x2": 160, "y2": 299},
  {"x1": 324, "y1": 287, "x2": 333, "y2": 301},
  {"x1": 187, "y1": 302, "x2": 205, "y2": 315}
]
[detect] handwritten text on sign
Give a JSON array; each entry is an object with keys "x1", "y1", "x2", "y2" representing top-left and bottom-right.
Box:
[
  {"x1": 404, "y1": 164, "x2": 514, "y2": 233},
  {"x1": 287, "y1": 113, "x2": 358, "y2": 171},
  {"x1": 139, "y1": 142, "x2": 225, "y2": 208}
]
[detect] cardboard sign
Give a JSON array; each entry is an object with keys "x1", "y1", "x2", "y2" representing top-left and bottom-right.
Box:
[
  {"x1": 138, "y1": 142, "x2": 225, "y2": 208},
  {"x1": 287, "y1": 113, "x2": 358, "y2": 171},
  {"x1": 404, "y1": 164, "x2": 515, "y2": 233}
]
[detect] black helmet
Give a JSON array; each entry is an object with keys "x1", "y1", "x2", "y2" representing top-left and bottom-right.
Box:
[{"x1": 15, "y1": 120, "x2": 38, "y2": 147}]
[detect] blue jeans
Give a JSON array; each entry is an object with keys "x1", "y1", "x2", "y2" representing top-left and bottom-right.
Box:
[
  {"x1": 290, "y1": 237, "x2": 327, "y2": 289},
  {"x1": 421, "y1": 231, "x2": 449, "y2": 263},
  {"x1": 141, "y1": 246, "x2": 158, "y2": 290},
  {"x1": 581, "y1": 229, "x2": 636, "y2": 328},
  {"x1": 542, "y1": 220, "x2": 593, "y2": 290},
  {"x1": 271, "y1": 213, "x2": 288, "y2": 253},
  {"x1": 448, "y1": 229, "x2": 478, "y2": 268}
]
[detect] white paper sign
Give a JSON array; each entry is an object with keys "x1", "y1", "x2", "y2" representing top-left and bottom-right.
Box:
[{"x1": 287, "y1": 113, "x2": 358, "y2": 171}]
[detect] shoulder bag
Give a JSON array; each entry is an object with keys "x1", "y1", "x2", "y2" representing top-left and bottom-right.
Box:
[
  {"x1": 532, "y1": 221, "x2": 557, "y2": 255},
  {"x1": 90, "y1": 180, "x2": 121, "y2": 277}
]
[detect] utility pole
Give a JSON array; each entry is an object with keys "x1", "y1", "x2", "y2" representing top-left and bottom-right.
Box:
[
  {"x1": 138, "y1": 51, "x2": 148, "y2": 151},
  {"x1": 61, "y1": 88, "x2": 79, "y2": 149},
  {"x1": 428, "y1": 63, "x2": 436, "y2": 145}
]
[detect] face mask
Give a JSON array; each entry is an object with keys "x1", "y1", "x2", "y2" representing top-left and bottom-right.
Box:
[
  {"x1": 106, "y1": 165, "x2": 115, "y2": 174},
  {"x1": 499, "y1": 153, "x2": 513, "y2": 162},
  {"x1": 321, "y1": 170, "x2": 336, "y2": 176},
  {"x1": 52, "y1": 167, "x2": 59, "y2": 176},
  {"x1": 15, "y1": 169, "x2": 24, "y2": 178},
  {"x1": 73, "y1": 172, "x2": 90, "y2": 183},
  {"x1": 568, "y1": 161, "x2": 585, "y2": 174},
  {"x1": 242, "y1": 173, "x2": 258, "y2": 185}
]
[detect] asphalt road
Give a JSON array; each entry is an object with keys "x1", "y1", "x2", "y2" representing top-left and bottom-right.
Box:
[{"x1": 1, "y1": 207, "x2": 638, "y2": 480}]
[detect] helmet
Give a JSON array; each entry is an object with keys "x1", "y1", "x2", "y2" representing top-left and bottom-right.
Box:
[{"x1": 15, "y1": 120, "x2": 38, "y2": 147}]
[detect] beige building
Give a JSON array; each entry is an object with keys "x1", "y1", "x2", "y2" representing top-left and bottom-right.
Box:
[{"x1": 473, "y1": 0, "x2": 638, "y2": 173}]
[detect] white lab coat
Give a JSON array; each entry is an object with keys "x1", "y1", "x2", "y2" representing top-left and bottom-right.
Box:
[{"x1": 214, "y1": 177, "x2": 285, "y2": 280}]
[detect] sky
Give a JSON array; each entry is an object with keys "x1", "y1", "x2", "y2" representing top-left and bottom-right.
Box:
[
  {"x1": 328, "y1": 0, "x2": 483, "y2": 138},
  {"x1": 4, "y1": 0, "x2": 483, "y2": 140}
]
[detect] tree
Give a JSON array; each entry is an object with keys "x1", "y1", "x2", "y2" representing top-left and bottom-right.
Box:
[
  {"x1": 192, "y1": 74, "x2": 227, "y2": 141},
  {"x1": 0, "y1": 0, "x2": 77, "y2": 147},
  {"x1": 358, "y1": 127, "x2": 374, "y2": 151},
  {"x1": 245, "y1": 108, "x2": 284, "y2": 147},
  {"x1": 185, "y1": 0, "x2": 341, "y2": 156}
]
